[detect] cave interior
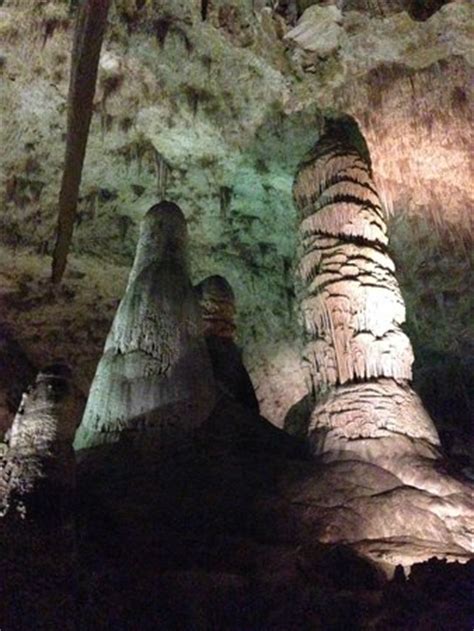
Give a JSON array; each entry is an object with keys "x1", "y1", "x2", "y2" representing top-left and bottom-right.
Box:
[{"x1": 0, "y1": 1, "x2": 473, "y2": 629}]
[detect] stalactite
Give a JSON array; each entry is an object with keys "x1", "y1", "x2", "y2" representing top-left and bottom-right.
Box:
[
  {"x1": 155, "y1": 150, "x2": 170, "y2": 199},
  {"x1": 51, "y1": 0, "x2": 111, "y2": 284}
]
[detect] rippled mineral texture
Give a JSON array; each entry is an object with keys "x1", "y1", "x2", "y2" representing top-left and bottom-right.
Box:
[
  {"x1": 74, "y1": 201, "x2": 215, "y2": 453},
  {"x1": 289, "y1": 118, "x2": 474, "y2": 570},
  {"x1": 0, "y1": 2, "x2": 472, "y2": 627},
  {"x1": 0, "y1": 363, "x2": 81, "y2": 630},
  {"x1": 0, "y1": 1, "x2": 472, "y2": 435}
]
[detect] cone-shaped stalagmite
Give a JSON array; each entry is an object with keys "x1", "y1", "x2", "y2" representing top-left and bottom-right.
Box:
[
  {"x1": 195, "y1": 275, "x2": 307, "y2": 459},
  {"x1": 291, "y1": 119, "x2": 474, "y2": 569},
  {"x1": 0, "y1": 363, "x2": 79, "y2": 516},
  {"x1": 195, "y1": 275, "x2": 259, "y2": 414},
  {"x1": 0, "y1": 364, "x2": 80, "y2": 630},
  {"x1": 74, "y1": 201, "x2": 215, "y2": 452}
]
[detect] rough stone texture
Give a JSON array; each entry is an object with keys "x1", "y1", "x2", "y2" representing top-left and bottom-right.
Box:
[
  {"x1": 70, "y1": 401, "x2": 472, "y2": 628},
  {"x1": 0, "y1": 4, "x2": 472, "y2": 625},
  {"x1": 294, "y1": 126, "x2": 415, "y2": 391},
  {"x1": 0, "y1": 363, "x2": 80, "y2": 631},
  {"x1": 74, "y1": 201, "x2": 215, "y2": 451},
  {"x1": 290, "y1": 120, "x2": 474, "y2": 567},
  {"x1": 196, "y1": 274, "x2": 260, "y2": 414},
  {"x1": 309, "y1": 379, "x2": 439, "y2": 444},
  {"x1": 0, "y1": 327, "x2": 36, "y2": 438},
  {"x1": 195, "y1": 274, "x2": 237, "y2": 339},
  {"x1": 1, "y1": 1, "x2": 471, "y2": 432},
  {"x1": 0, "y1": 362, "x2": 80, "y2": 516}
]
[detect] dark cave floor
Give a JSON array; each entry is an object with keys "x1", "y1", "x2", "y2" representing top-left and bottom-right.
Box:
[{"x1": 70, "y1": 398, "x2": 474, "y2": 631}]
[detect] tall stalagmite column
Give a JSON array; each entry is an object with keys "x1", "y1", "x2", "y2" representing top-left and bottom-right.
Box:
[
  {"x1": 290, "y1": 119, "x2": 474, "y2": 566},
  {"x1": 293, "y1": 120, "x2": 440, "y2": 466},
  {"x1": 74, "y1": 201, "x2": 215, "y2": 453}
]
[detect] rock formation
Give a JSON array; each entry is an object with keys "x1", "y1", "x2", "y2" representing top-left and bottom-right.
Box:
[
  {"x1": 195, "y1": 274, "x2": 260, "y2": 414},
  {"x1": 74, "y1": 201, "x2": 215, "y2": 453},
  {"x1": 194, "y1": 274, "x2": 307, "y2": 461},
  {"x1": 290, "y1": 119, "x2": 474, "y2": 570},
  {"x1": 0, "y1": 328, "x2": 36, "y2": 439},
  {"x1": 0, "y1": 362, "x2": 78, "y2": 516},
  {"x1": 0, "y1": 363, "x2": 80, "y2": 630}
]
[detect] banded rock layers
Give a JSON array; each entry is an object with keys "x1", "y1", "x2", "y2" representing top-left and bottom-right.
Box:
[
  {"x1": 293, "y1": 121, "x2": 440, "y2": 451},
  {"x1": 290, "y1": 120, "x2": 474, "y2": 569}
]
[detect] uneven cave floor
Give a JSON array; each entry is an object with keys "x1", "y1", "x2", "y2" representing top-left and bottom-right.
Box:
[{"x1": 69, "y1": 398, "x2": 474, "y2": 631}]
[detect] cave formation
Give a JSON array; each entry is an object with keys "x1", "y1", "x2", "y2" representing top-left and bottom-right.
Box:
[
  {"x1": 0, "y1": 1, "x2": 473, "y2": 629},
  {"x1": 74, "y1": 201, "x2": 215, "y2": 453}
]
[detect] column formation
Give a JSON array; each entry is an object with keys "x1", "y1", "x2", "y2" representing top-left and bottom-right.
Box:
[{"x1": 293, "y1": 122, "x2": 440, "y2": 453}]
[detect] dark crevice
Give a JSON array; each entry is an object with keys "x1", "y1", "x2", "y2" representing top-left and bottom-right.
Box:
[
  {"x1": 408, "y1": 0, "x2": 452, "y2": 21},
  {"x1": 201, "y1": 0, "x2": 209, "y2": 21},
  {"x1": 301, "y1": 228, "x2": 389, "y2": 252},
  {"x1": 317, "y1": 173, "x2": 380, "y2": 200}
]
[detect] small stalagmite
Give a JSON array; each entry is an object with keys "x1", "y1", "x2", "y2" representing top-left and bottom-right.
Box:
[
  {"x1": 74, "y1": 201, "x2": 216, "y2": 452},
  {"x1": 195, "y1": 275, "x2": 308, "y2": 459},
  {"x1": 195, "y1": 275, "x2": 259, "y2": 413},
  {"x1": 0, "y1": 362, "x2": 79, "y2": 517},
  {"x1": 0, "y1": 363, "x2": 80, "y2": 630},
  {"x1": 290, "y1": 118, "x2": 474, "y2": 570}
]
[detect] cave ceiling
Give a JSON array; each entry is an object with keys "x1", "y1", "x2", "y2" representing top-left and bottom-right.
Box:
[{"x1": 0, "y1": 0, "x2": 472, "y2": 446}]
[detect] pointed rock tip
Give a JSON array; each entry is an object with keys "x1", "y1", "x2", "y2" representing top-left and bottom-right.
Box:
[{"x1": 195, "y1": 275, "x2": 235, "y2": 303}]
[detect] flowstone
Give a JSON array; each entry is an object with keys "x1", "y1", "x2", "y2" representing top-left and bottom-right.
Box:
[
  {"x1": 289, "y1": 119, "x2": 474, "y2": 570},
  {"x1": 74, "y1": 201, "x2": 215, "y2": 452}
]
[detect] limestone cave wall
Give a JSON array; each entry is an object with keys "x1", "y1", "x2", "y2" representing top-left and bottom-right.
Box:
[{"x1": 0, "y1": 0, "x2": 472, "y2": 462}]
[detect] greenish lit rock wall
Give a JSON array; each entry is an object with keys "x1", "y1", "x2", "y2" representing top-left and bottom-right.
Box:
[{"x1": 0, "y1": 0, "x2": 472, "y2": 433}]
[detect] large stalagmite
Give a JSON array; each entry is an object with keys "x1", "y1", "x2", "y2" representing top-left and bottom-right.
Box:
[
  {"x1": 74, "y1": 201, "x2": 215, "y2": 452},
  {"x1": 290, "y1": 119, "x2": 474, "y2": 569}
]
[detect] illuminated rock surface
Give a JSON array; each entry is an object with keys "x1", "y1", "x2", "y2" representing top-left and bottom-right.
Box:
[
  {"x1": 74, "y1": 201, "x2": 215, "y2": 452},
  {"x1": 0, "y1": 1, "x2": 472, "y2": 627},
  {"x1": 0, "y1": 364, "x2": 80, "y2": 631},
  {"x1": 1, "y1": 1, "x2": 471, "y2": 431},
  {"x1": 290, "y1": 119, "x2": 474, "y2": 568}
]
